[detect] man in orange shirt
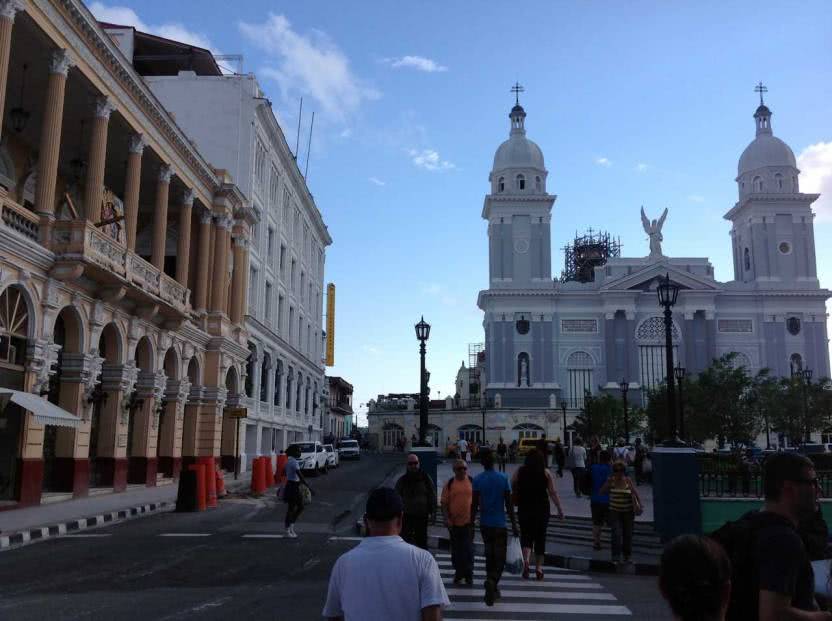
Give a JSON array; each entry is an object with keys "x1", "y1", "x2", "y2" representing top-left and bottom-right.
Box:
[{"x1": 441, "y1": 459, "x2": 474, "y2": 585}]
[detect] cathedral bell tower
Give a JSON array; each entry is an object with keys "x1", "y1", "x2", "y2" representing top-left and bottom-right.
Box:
[
  {"x1": 725, "y1": 85, "x2": 820, "y2": 288},
  {"x1": 483, "y1": 91, "x2": 555, "y2": 289}
]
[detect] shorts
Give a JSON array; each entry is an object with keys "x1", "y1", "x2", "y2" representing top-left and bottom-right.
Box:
[{"x1": 590, "y1": 501, "x2": 609, "y2": 526}]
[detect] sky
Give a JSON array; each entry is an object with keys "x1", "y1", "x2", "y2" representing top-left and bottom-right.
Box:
[{"x1": 89, "y1": 1, "x2": 832, "y2": 426}]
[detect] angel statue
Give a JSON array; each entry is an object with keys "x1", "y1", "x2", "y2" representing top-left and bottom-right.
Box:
[{"x1": 641, "y1": 206, "x2": 668, "y2": 259}]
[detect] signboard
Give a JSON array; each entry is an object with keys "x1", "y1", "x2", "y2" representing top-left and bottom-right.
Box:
[
  {"x1": 117, "y1": 433, "x2": 127, "y2": 447},
  {"x1": 325, "y1": 283, "x2": 335, "y2": 366},
  {"x1": 226, "y1": 407, "x2": 248, "y2": 419}
]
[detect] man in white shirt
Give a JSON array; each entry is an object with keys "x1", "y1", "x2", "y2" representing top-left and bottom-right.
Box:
[
  {"x1": 571, "y1": 439, "x2": 588, "y2": 498},
  {"x1": 457, "y1": 437, "x2": 469, "y2": 462},
  {"x1": 323, "y1": 487, "x2": 449, "y2": 621}
]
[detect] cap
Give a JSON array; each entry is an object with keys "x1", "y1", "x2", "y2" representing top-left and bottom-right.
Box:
[{"x1": 365, "y1": 487, "x2": 404, "y2": 521}]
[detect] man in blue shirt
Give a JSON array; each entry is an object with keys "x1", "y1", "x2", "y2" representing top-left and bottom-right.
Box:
[{"x1": 471, "y1": 448, "x2": 519, "y2": 607}]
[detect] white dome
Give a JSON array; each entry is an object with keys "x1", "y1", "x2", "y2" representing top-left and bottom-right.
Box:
[
  {"x1": 493, "y1": 134, "x2": 545, "y2": 172},
  {"x1": 738, "y1": 134, "x2": 796, "y2": 176}
]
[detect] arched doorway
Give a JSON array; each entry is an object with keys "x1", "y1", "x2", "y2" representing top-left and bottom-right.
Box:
[
  {"x1": 457, "y1": 424, "x2": 483, "y2": 444},
  {"x1": 0, "y1": 285, "x2": 31, "y2": 500},
  {"x1": 221, "y1": 366, "x2": 241, "y2": 473},
  {"x1": 127, "y1": 336, "x2": 154, "y2": 484},
  {"x1": 512, "y1": 422, "x2": 544, "y2": 441},
  {"x1": 181, "y1": 357, "x2": 201, "y2": 463}
]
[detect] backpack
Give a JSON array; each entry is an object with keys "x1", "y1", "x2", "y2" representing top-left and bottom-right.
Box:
[{"x1": 708, "y1": 511, "x2": 787, "y2": 621}]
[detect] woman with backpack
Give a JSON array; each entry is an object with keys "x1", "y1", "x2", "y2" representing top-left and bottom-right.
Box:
[
  {"x1": 600, "y1": 459, "x2": 642, "y2": 563},
  {"x1": 512, "y1": 449, "x2": 565, "y2": 580},
  {"x1": 283, "y1": 444, "x2": 314, "y2": 538},
  {"x1": 440, "y1": 459, "x2": 474, "y2": 584}
]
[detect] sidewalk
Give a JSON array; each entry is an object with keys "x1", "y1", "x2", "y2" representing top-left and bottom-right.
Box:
[{"x1": 0, "y1": 471, "x2": 254, "y2": 549}]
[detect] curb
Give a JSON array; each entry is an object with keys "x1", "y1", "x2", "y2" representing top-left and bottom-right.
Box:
[
  {"x1": 0, "y1": 501, "x2": 173, "y2": 551},
  {"x1": 428, "y1": 534, "x2": 659, "y2": 576}
]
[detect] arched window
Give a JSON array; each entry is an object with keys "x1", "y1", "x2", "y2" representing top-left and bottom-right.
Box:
[
  {"x1": 458, "y1": 424, "x2": 483, "y2": 443},
  {"x1": 286, "y1": 367, "x2": 294, "y2": 409},
  {"x1": 383, "y1": 423, "x2": 404, "y2": 449},
  {"x1": 515, "y1": 174, "x2": 525, "y2": 190},
  {"x1": 535, "y1": 176, "x2": 541, "y2": 192},
  {"x1": 296, "y1": 373, "x2": 303, "y2": 412},
  {"x1": 259, "y1": 352, "x2": 271, "y2": 402},
  {"x1": 744, "y1": 248, "x2": 751, "y2": 271},
  {"x1": 244, "y1": 343, "x2": 256, "y2": 398},
  {"x1": 635, "y1": 317, "x2": 681, "y2": 391},
  {"x1": 753, "y1": 176, "x2": 763, "y2": 192},
  {"x1": 729, "y1": 352, "x2": 752, "y2": 371},
  {"x1": 0, "y1": 285, "x2": 29, "y2": 367},
  {"x1": 498, "y1": 177, "x2": 504, "y2": 193},
  {"x1": 566, "y1": 351, "x2": 594, "y2": 409}
]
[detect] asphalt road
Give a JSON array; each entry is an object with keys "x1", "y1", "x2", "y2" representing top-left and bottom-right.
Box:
[{"x1": 0, "y1": 453, "x2": 673, "y2": 620}]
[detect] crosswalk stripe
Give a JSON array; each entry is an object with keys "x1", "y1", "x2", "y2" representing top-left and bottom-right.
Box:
[
  {"x1": 444, "y1": 581, "x2": 603, "y2": 590},
  {"x1": 241, "y1": 534, "x2": 286, "y2": 539},
  {"x1": 436, "y1": 560, "x2": 572, "y2": 573},
  {"x1": 158, "y1": 533, "x2": 211, "y2": 537},
  {"x1": 445, "y1": 602, "x2": 632, "y2": 615},
  {"x1": 445, "y1": 589, "x2": 616, "y2": 601},
  {"x1": 439, "y1": 569, "x2": 590, "y2": 582}
]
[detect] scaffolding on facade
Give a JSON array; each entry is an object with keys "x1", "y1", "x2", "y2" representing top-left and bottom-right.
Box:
[{"x1": 560, "y1": 228, "x2": 622, "y2": 283}]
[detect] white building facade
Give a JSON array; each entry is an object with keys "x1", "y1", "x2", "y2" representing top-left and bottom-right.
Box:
[{"x1": 140, "y1": 65, "x2": 331, "y2": 469}]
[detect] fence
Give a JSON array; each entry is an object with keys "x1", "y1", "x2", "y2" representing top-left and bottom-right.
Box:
[{"x1": 699, "y1": 470, "x2": 832, "y2": 498}]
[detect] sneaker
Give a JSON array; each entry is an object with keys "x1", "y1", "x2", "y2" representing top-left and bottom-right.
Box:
[
  {"x1": 287, "y1": 526, "x2": 298, "y2": 538},
  {"x1": 484, "y1": 578, "x2": 496, "y2": 606}
]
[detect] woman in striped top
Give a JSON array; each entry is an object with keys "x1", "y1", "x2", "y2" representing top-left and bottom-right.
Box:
[{"x1": 600, "y1": 460, "x2": 643, "y2": 563}]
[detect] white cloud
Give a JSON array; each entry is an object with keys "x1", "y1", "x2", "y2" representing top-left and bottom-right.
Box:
[
  {"x1": 368, "y1": 177, "x2": 385, "y2": 186},
  {"x1": 339, "y1": 128, "x2": 353, "y2": 139},
  {"x1": 595, "y1": 157, "x2": 612, "y2": 167},
  {"x1": 239, "y1": 14, "x2": 379, "y2": 124},
  {"x1": 383, "y1": 55, "x2": 448, "y2": 73},
  {"x1": 797, "y1": 141, "x2": 832, "y2": 222},
  {"x1": 409, "y1": 148, "x2": 455, "y2": 171},
  {"x1": 361, "y1": 345, "x2": 382, "y2": 356},
  {"x1": 90, "y1": 2, "x2": 215, "y2": 51},
  {"x1": 687, "y1": 194, "x2": 705, "y2": 203},
  {"x1": 635, "y1": 162, "x2": 649, "y2": 173}
]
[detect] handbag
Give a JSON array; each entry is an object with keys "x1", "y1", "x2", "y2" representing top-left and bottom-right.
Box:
[{"x1": 301, "y1": 484, "x2": 312, "y2": 505}]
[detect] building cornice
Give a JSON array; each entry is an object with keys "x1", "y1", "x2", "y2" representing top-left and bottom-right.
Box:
[{"x1": 723, "y1": 192, "x2": 820, "y2": 220}]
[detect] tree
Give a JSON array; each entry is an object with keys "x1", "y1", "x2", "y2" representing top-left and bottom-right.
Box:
[{"x1": 571, "y1": 393, "x2": 647, "y2": 446}]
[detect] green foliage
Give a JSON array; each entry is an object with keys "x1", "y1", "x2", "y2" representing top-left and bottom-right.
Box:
[{"x1": 571, "y1": 393, "x2": 647, "y2": 445}]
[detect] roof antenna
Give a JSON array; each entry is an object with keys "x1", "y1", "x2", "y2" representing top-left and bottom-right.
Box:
[
  {"x1": 304, "y1": 111, "x2": 315, "y2": 179},
  {"x1": 294, "y1": 97, "x2": 303, "y2": 159}
]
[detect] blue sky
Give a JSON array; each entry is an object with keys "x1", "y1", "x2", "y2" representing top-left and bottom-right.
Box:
[{"x1": 90, "y1": 1, "x2": 832, "y2": 425}]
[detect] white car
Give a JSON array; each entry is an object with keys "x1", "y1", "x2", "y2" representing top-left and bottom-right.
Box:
[
  {"x1": 338, "y1": 439, "x2": 361, "y2": 460},
  {"x1": 323, "y1": 444, "x2": 340, "y2": 468},
  {"x1": 288, "y1": 441, "x2": 328, "y2": 475}
]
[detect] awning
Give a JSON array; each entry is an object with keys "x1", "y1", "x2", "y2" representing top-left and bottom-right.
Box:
[{"x1": 0, "y1": 389, "x2": 82, "y2": 429}]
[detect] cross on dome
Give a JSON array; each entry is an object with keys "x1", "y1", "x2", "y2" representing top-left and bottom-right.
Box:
[
  {"x1": 511, "y1": 82, "x2": 524, "y2": 106},
  {"x1": 754, "y1": 81, "x2": 768, "y2": 106}
]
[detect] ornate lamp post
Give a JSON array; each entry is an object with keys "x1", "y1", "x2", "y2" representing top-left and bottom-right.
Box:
[
  {"x1": 481, "y1": 398, "x2": 487, "y2": 447},
  {"x1": 619, "y1": 378, "x2": 630, "y2": 444},
  {"x1": 560, "y1": 401, "x2": 568, "y2": 445},
  {"x1": 414, "y1": 316, "x2": 431, "y2": 446},
  {"x1": 801, "y1": 368, "x2": 813, "y2": 444},
  {"x1": 674, "y1": 366, "x2": 687, "y2": 443},
  {"x1": 657, "y1": 273, "x2": 681, "y2": 445}
]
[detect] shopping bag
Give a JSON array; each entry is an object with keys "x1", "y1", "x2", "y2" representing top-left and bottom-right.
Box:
[
  {"x1": 506, "y1": 536, "x2": 524, "y2": 575},
  {"x1": 301, "y1": 484, "x2": 312, "y2": 506},
  {"x1": 465, "y1": 451, "x2": 472, "y2": 463}
]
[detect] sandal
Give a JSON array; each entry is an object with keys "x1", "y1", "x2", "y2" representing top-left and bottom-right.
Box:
[
  {"x1": 522, "y1": 563, "x2": 530, "y2": 579},
  {"x1": 536, "y1": 569, "x2": 545, "y2": 581}
]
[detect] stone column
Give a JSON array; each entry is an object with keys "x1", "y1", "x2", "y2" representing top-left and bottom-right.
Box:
[
  {"x1": 194, "y1": 211, "x2": 212, "y2": 313},
  {"x1": 158, "y1": 378, "x2": 190, "y2": 478},
  {"x1": 35, "y1": 49, "x2": 73, "y2": 244},
  {"x1": 181, "y1": 385, "x2": 203, "y2": 466},
  {"x1": 128, "y1": 370, "x2": 166, "y2": 486},
  {"x1": 97, "y1": 362, "x2": 137, "y2": 492},
  {"x1": 151, "y1": 165, "x2": 172, "y2": 271},
  {"x1": 175, "y1": 189, "x2": 194, "y2": 285},
  {"x1": 211, "y1": 215, "x2": 231, "y2": 314},
  {"x1": 0, "y1": 0, "x2": 24, "y2": 143},
  {"x1": 230, "y1": 236, "x2": 248, "y2": 324},
  {"x1": 124, "y1": 134, "x2": 145, "y2": 252},
  {"x1": 83, "y1": 97, "x2": 115, "y2": 222}
]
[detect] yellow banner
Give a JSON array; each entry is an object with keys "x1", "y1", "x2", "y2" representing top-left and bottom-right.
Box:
[{"x1": 325, "y1": 283, "x2": 335, "y2": 366}]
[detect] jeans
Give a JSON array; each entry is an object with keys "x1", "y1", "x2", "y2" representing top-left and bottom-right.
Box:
[
  {"x1": 284, "y1": 481, "x2": 304, "y2": 528},
  {"x1": 609, "y1": 510, "x2": 634, "y2": 560},
  {"x1": 480, "y1": 526, "x2": 507, "y2": 585},
  {"x1": 402, "y1": 514, "x2": 429, "y2": 550},
  {"x1": 449, "y1": 525, "x2": 474, "y2": 579}
]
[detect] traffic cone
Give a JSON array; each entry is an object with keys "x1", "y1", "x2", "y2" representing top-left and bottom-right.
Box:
[
  {"x1": 200, "y1": 457, "x2": 218, "y2": 508},
  {"x1": 251, "y1": 457, "x2": 266, "y2": 496},
  {"x1": 276, "y1": 453, "x2": 288, "y2": 483},
  {"x1": 264, "y1": 456, "x2": 275, "y2": 488},
  {"x1": 189, "y1": 463, "x2": 207, "y2": 512}
]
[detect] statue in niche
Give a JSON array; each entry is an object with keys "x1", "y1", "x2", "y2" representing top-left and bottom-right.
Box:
[
  {"x1": 518, "y1": 353, "x2": 530, "y2": 387},
  {"x1": 641, "y1": 206, "x2": 668, "y2": 259}
]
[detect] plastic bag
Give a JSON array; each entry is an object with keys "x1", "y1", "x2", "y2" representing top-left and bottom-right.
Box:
[
  {"x1": 301, "y1": 484, "x2": 312, "y2": 505},
  {"x1": 506, "y1": 536, "x2": 524, "y2": 575}
]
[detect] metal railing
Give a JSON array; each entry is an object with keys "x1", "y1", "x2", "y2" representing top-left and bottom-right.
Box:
[{"x1": 699, "y1": 470, "x2": 832, "y2": 498}]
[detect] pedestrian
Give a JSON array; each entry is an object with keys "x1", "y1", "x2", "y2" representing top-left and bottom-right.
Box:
[
  {"x1": 471, "y1": 447, "x2": 519, "y2": 607},
  {"x1": 613, "y1": 437, "x2": 630, "y2": 464},
  {"x1": 457, "y1": 436, "x2": 469, "y2": 463},
  {"x1": 710, "y1": 452, "x2": 830, "y2": 621},
  {"x1": 283, "y1": 444, "x2": 314, "y2": 538},
  {"x1": 571, "y1": 438, "x2": 587, "y2": 497},
  {"x1": 590, "y1": 449, "x2": 612, "y2": 551},
  {"x1": 554, "y1": 439, "x2": 565, "y2": 478},
  {"x1": 633, "y1": 438, "x2": 646, "y2": 485},
  {"x1": 323, "y1": 487, "x2": 449, "y2": 621},
  {"x1": 440, "y1": 459, "x2": 474, "y2": 585},
  {"x1": 600, "y1": 460, "x2": 643, "y2": 563},
  {"x1": 511, "y1": 449, "x2": 564, "y2": 580},
  {"x1": 659, "y1": 534, "x2": 732, "y2": 621},
  {"x1": 588, "y1": 435, "x2": 602, "y2": 467},
  {"x1": 394, "y1": 453, "x2": 437, "y2": 550},
  {"x1": 496, "y1": 438, "x2": 508, "y2": 473},
  {"x1": 509, "y1": 439, "x2": 518, "y2": 464},
  {"x1": 536, "y1": 433, "x2": 550, "y2": 467}
]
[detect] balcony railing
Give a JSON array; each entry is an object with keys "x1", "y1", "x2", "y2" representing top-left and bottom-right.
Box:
[{"x1": 0, "y1": 197, "x2": 39, "y2": 242}]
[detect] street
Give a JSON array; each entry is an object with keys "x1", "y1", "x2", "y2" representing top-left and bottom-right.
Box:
[{"x1": 0, "y1": 453, "x2": 672, "y2": 620}]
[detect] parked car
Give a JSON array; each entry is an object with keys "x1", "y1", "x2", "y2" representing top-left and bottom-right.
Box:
[
  {"x1": 323, "y1": 444, "x2": 340, "y2": 468},
  {"x1": 517, "y1": 438, "x2": 539, "y2": 458},
  {"x1": 288, "y1": 441, "x2": 328, "y2": 474},
  {"x1": 337, "y1": 439, "x2": 361, "y2": 460}
]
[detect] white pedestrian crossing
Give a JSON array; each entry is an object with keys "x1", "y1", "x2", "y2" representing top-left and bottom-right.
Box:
[{"x1": 436, "y1": 554, "x2": 632, "y2": 618}]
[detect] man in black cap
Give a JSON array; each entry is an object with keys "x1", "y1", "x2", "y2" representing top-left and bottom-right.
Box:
[{"x1": 323, "y1": 487, "x2": 449, "y2": 621}]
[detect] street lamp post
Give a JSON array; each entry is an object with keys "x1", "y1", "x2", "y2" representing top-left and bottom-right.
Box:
[
  {"x1": 414, "y1": 316, "x2": 431, "y2": 446},
  {"x1": 481, "y1": 398, "x2": 487, "y2": 447},
  {"x1": 619, "y1": 378, "x2": 630, "y2": 444},
  {"x1": 801, "y1": 368, "x2": 813, "y2": 444},
  {"x1": 674, "y1": 366, "x2": 687, "y2": 443},
  {"x1": 657, "y1": 273, "x2": 681, "y2": 445},
  {"x1": 560, "y1": 401, "x2": 568, "y2": 445},
  {"x1": 584, "y1": 392, "x2": 594, "y2": 439}
]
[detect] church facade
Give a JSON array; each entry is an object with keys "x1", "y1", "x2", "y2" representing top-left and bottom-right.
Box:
[{"x1": 368, "y1": 94, "x2": 829, "y2": 451}]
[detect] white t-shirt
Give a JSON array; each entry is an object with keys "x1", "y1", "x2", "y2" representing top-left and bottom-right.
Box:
[
  {"x1": 457, "y1": 439, "x2": 469, "y2": 453},
  {"x1": 322, "y1": 536, "x2": 449, "y2": 621},
  {"x1": 572, "y1": 445, "x2": 587, "y2": 468},
  {"x1": 613, "y1": 446, "x2": 630, "y2": 463}
]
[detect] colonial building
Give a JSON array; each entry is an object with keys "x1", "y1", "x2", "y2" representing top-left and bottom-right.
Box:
[
  {"x1": 100, "y1": 27, "x2": 332, "y2": 468},
  {"x1": 369, "y1": 92, "x2": 830, "y2": 450},
  {"x1": 0, "y1": 0, "x2": 253, "y2": 506},
  {"x1": 325, "y1": 376, "x2": 353, "y2": 442}
]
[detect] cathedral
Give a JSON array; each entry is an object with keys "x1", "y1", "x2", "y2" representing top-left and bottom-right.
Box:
[{"x1": 369, "y1": 91, "x2": 829, "y2": 450}]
